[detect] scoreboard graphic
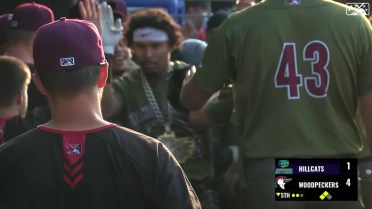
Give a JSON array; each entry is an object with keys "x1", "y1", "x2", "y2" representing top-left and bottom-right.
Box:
[
  {"x1": 346, "y1": 3, "x2": 370, "y2": 16},
  {"x1": 275, "y1": 158, "x2": 357, "y2": 201}
]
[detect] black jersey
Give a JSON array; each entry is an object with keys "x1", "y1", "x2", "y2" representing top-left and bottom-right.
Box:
[
  {"x1": 0, "y1": 116, "x2": 27, "y2": 144},
  {"x1": 0, "y1": 106, "x2": 51, "y2": 144},
  {"x1": 0, "y1": 124, "x2": 200, "y2": 209},
  {"x1": 0, "y1": 117, "x2": 13, "y2": 144}
]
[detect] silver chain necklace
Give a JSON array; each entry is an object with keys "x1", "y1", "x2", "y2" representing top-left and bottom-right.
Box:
[
  {"x1": 140, "y1": 69, "x2": 172, "y2": 132},
  {"x1": 140, "y1": 66, "x2": 197, "y2": 164}
]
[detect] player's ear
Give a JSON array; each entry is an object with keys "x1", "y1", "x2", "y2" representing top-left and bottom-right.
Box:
[
  {"x1": 32, "y1": 75, "x2": 48, "y2": 96},
  {"x1": 15, "y1": 91, "x2": 22, "y2": 105},
  {"x1": 15, "y1": 86, "x2": 27, "y2": 105},
  {"x1": 97, "y1": 62, "x2": 108, "y2": 88}
]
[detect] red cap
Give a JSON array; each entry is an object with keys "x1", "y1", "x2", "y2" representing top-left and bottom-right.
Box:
[
  {"x1": 106, "y1": 0, "x2": 127, "y2": 20},
  {"x1": 68, "y1": 0, "x2": 127, "y2": 21},
  {"x1": 10, "y1": 2, "x2": 54, "y2": 31},
  {"x1": 33, "y1": 18, "x2": 105, "y2": 74}
]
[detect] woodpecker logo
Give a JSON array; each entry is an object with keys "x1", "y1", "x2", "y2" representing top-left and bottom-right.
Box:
[
  {"x1": 346, "y1": 3, "x2": 370, "y2": 16},
  {"x1": 285, "y1": 0, "x2": 301, "y2": 5},
  {"x1": 276, "y1": 176, "x2": 293, "y2": 190},
  {"x1": 65, "y1": 143, "x2": 82, "y2": 155}
]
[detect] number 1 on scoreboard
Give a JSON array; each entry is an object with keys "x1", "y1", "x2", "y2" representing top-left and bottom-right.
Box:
[{"x1": 340, "y1": 159, "x2": 356, "y2": 174}]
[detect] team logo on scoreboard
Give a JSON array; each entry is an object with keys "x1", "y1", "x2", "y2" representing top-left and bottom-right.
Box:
[
  {"x1": 275, "y1": 160, "x2": 293, "y2": 174},
  {"x1": 276, "y1": 176, "x2": 293, "y2": 190},
  {"x1": 346, "y1": 3, "x2": 370, "y2": 16},
  {"x1": 285, "y1": 0, "x2": 301, "y2": 6}
]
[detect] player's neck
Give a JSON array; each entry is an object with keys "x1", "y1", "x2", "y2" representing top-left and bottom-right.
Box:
[
  {"x1": 144, "y1": 62, "x2": 172, "y2": 84},
  {"x1": 145, "y1": 71, "x2": 168, "y2": 84},
  {"x1": 0, "y1": 105, "x2": 19, "y2": 119},
  {"x1": 45, "y1": 92, "x2": 110, "y2": 131},
  {"x1": 5, "y1": 43, "x2": 34, "y2": 65}
]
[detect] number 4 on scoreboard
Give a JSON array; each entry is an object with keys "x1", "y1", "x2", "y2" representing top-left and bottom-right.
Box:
[{"x1": 346, "y1": 178, "x2": 351, "y2": 187}]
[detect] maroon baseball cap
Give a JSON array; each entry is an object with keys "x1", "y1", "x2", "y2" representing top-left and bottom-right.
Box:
[
  {"x1": 106, "y1": 0, "x2": 127, "y2": 20},
  {"x1": 10, "y1": 2, "x2": 54, "y2": 31},
  {"x1": 68, "y1": 0, "x2": 127, "y2": 21},
  {"x1": 33, "y1": 17, "x2": 106, "y2": 74}
]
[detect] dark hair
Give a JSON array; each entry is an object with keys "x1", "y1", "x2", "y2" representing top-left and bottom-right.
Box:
[
  {"x1": 207, "y1": 10, "x2": 229, "y2": 31},
  {"x1": 0, "y1": 56, "x2": 30, "y2": 107},
  {"x1": 38, "y1": 65, "x2": 101, "y2": 99},
  {"x1": 125, "y1": 8, "x2": 183, "y2": 49}
]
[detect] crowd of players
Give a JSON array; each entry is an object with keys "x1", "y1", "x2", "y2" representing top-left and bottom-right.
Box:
[{"x1": 0, "y1": 0, "x2": 371, "y2": 209}]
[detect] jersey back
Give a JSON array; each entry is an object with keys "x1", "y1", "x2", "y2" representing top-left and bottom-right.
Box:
[{"x1": 197, "y1": 0, "x2": 372, "y2": 157}]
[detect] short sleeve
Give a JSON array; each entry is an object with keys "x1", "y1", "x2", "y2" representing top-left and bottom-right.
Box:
[
  {"x1": 358, "y1": 16, "x2": 372, "y2": 96},
  {"x1": 194, "y1": 17, "x2": 236, "y2": 93},
  {"x1": 154, "y1": 143, "x2": 201, "y2": 209}
]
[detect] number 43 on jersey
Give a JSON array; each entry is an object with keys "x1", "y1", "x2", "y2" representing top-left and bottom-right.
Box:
[{"x1": 274, "y1": 41, "x2": 330, "y2": 99}]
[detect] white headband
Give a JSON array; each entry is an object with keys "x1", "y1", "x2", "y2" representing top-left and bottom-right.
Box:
[{"x1": 133, "y1": 27, "x2": 169, "y2": 42}]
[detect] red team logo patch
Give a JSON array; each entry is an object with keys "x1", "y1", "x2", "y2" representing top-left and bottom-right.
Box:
[{"x1": 62, "y1": 134, "x2": 86, "y2": 189}]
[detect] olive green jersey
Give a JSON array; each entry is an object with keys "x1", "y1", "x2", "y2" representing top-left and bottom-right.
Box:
[
  {"x1": 112, "y1": 61, "x2": 213, "y2": 181},
  {"x1": 195, "y1": 0, "x2": 372, "y2": 158}
]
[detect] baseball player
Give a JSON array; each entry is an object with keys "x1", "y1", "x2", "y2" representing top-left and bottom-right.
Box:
[
  {"x1": 0, "y1": 55, "x2": 30, "y2": 144},
  {"x1": 181, "y1": 0, "x2": 372, "y2": 208},
  {"x1": 0, "y1": 18, "x2": 201, "y2": 209},
  {"x1": 101, "y1": 8, "x2": 215, "y2": 208}
]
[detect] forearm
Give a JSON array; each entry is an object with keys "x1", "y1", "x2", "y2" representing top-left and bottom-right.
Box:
[
  {"x1": 180, "y1": 76, "x2": 213, "y2": 111},
  {"x1": 101, "y1": 84, "x2": 120, "y2": 118},
  {"x1": 361, "y1": 94, "x2": 372, "y2": 151},
  {"x1": 188, "y1": 110, "x2": 214, "y2": 128}
]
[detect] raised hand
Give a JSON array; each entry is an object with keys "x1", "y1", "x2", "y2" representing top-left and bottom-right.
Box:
[
  {"x1": 79, "y1": 0, "x2": 102, "y2": 34},
  {"x1": 100, "y1": 1, "x2": 123, "y2": 55}
]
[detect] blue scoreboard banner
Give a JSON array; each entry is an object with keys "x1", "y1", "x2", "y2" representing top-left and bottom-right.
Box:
[{"x1": 275, "y1": 158, "x2": 358, "y2": 201}]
